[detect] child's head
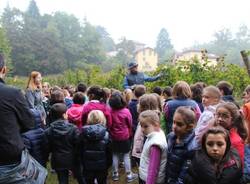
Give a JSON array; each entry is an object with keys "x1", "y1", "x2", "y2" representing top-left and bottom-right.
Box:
[
  {"x1": 73, "y1": 92, "x2": 85, "y2": 105},
  {"x1": 172, "y1": 81, "x2": 192, "y2": 99},
  {"x1": 172, "y1": 106, "x2": 196, "y2": 137},
  {"x1": 76, "y1": 83, "x2": 87, "y2": 93},
  {"x1": 152, "y1": 86, "x2": 162, "y2": 96},
  {"x1": 202, "y1": 126, "x2": 230, "y2": 162},
  {"x1": 215, "y1": 102, "x2": 247, "y2": 140},
  {"x1": 50, "y1": 103, "x2": 67, "y2": 121},
  {"x1": 134, "y1": 85, "x2": 146, "y2": 99},
  {"x1": 216, "y1": 81, "x2": 233, "y2": 96},
  {"x1": 139, "y1": 110, "x2": 161, "y2": 136},
  {"x1": 163, "y1": 86, "x2": 172, "y2": 99},
  {"x1": 87, "y1": 110, "x2": 106, "y2": 126},
  {"x1": 190, "y1": 83, "x2": 203, "y2": 103},
  {"x1": 109, "y1": 91, "x2": 127, "y2": 110},
  {"x1": 137, "y1": 94, "x2": 160, "y2": 113},
  {"x1": 50, "y1": 90, "x2": 65, "y2": 105},
  {"x1": 242, "y1": 85, "x2": 250, "y2": 104},
  {"x1": 123, "y1": 89, "x2": 133, "y2": 104},
  {"x1": 87, "y1": 85, "x2": 106, "y2": 103},
  {"x1": 202, "y1": 85, "x2": 221, "y2": 107}
]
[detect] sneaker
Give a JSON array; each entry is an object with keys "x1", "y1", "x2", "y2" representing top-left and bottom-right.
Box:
[
  {"x1": 112, "y1": 172, "x2": 119, "y2": 181},
  {"x1": 127, "y1": 172, "x2": 138, "y2": 183}
]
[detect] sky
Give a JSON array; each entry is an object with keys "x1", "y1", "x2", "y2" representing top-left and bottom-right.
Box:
[{"x1": 0, "y1": 0, "x2": 250, "y2": 51}]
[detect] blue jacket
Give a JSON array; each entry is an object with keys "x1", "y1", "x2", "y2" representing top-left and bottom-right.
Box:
[
  {"x1": 123, "y1": 72, "x2": 160, "y2": 89},
  {"x1": 164, "y1": 98, "x2": 200, "y2": 134},
  {"x1": 22, "y1": 128, "x2": 47, "y2": 166},
  {"x1": 80, "y1": 124, "x2": 112, "y2": 171},
  {"x1": 166, "y1": 131, "x2": 196, "y2": 184},
  {"x1": 128, "y1": 99, "x2": 139, "y2": 134}
]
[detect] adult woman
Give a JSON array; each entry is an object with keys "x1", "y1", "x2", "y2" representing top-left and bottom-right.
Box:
[{"x1": 25, "y1": 71, "x2": 46, "y2": 126}]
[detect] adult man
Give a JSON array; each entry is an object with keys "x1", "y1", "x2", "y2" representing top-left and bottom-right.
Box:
[
  {"x1": 123, "y1": 61, "x2": 162, "y2": 89},
  {"x1": 0, "y1": 54, "x2": 38, "y2": 183}
]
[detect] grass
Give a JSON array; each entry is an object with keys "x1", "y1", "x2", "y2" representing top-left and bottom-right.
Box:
[{"x1": 46, "y1": 167, "x2": 139, "y2": 184}]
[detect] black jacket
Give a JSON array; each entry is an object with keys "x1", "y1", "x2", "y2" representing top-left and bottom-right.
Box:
[
  {"x1": 0, "y1": 78, "x2": 34, "y2": 165},
  {"x1": 44, "y1": 119, "x2": 79, "y2": 169},
  {"x1": 80, "y1": 124, "x2": 112, "y2": 171},
  {"x1": 184, "y1": 149, "x2": 244, "y2": 184}
]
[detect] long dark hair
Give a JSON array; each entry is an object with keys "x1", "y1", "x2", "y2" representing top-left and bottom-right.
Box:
[{"x1": 202, "y1": 126, "x2": 231, "y2": 158}]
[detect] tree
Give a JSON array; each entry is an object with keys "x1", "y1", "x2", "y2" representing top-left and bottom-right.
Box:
[
  {"x1": 0, "y1": 27, "x2": 12, "y2": 73},
  {"x1": 155, "y1": 28, "x2": 174, "y2": 62},
  {"x1": 26, "y1": 0, "x2": 40, "y2": 18},
  {"x1": 96, "y1": 26, "x2": 115, "y2": 52}
]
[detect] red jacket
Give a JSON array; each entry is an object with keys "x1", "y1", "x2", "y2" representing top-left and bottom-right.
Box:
[
  {"x1": 230, "y1": 128, "x2": 244, "y2": 166},
  {"x1": 109, "y1": 108, "x2": 132, "y2": 141}
]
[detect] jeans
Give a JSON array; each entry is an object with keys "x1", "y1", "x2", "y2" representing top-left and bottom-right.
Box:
[
  {"x1": 0, "y1": 150, "x2": 47, "y2": 184},
  {"x1": 56, "y1": 168, "x2": 86, "y2": 184},
  {"x1": 56, "y1": 170, "x2": 69, "y2": 184}
]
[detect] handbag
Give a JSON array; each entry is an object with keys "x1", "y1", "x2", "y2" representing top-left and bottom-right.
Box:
[{"x1": 0, "y1": 149, "x2": 47, "y2": 184}]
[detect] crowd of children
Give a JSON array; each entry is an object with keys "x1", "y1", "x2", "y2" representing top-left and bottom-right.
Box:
[{"x1": 21, "y1": 70, "x2": 250, "y2": 184}]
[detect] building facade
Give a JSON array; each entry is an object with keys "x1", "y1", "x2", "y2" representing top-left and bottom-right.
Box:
[{"x1": 135, "y1": 47, "x2": 158, "y2": 72}]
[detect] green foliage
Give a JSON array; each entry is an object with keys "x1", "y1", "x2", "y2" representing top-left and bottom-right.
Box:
[{"x1": 147, "y1": 58, "x2": 250, "y2": 97}]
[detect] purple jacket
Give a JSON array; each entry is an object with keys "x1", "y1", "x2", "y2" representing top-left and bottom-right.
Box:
[{"x1": 110, "y1": 108, "x2": 132, "y2": 141}]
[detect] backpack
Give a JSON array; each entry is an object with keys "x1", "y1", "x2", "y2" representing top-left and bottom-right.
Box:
[{"x1": 244, "y1": 144, "x2": 250, "y2": 182}]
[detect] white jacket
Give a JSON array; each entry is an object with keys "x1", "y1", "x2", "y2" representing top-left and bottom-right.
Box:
[{"x1": 139, "y1": 130, "x2": 167, "y2": 183}]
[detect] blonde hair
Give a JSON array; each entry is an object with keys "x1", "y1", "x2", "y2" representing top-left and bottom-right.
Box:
[
  {"x1": 27, "y1": 71, "x2": 42, "y2": 90},
  {"x1": 203, "y1": 85, "x2": 221, "y2": 100},
  {"x1": 139, "y1": 110, "x2": 160, "y2": 127},
  {"x1": 172, "y1": 81, "x2": 192, "y2": 99},
  {"x1": 87, "y1": 110, "x2": 107, "y2": 126}
]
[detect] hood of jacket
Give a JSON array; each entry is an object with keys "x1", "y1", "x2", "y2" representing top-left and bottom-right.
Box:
[
  {"x1": 50, "y1": 119, "x2": 75, "y2": 136},
  {"x1": 67, "y1": 104, "x2": 83, "y2": 122},
  {"x1": 82, "y1": 124, "x2": 106, "y2": 141}
]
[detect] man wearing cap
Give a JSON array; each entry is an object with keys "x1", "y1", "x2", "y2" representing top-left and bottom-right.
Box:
[
  {"x1": 123, "y1": 61, "x2": 162, "y2": 89},
  {"x1": 0, "y1": 54, "x2": 39, "y2": 183}
]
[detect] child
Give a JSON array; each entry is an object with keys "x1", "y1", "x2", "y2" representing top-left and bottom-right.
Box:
[
  {"x1": 44, "y1": 103, "x2": 85, "y2": 184},
  {"x1": 81, "y1": 85, "x2": 112, "y2": 128},
  {"x1": 139, "y1": 110, "x2": 167, "y2": 184},
  {"x1": 163, "y1": 86, "x2": 173, "y2": 103},
  {"x1": 215, "y1": 102, "x2": 247, "y2": 165},
  {"x1": 190, "y1": 83, "x2": 205, "y2": 112},
  {"x1": 132, "y1": 93, "x2": 162, "y2": 166},
  {"x1": 109, "y1": 91, "x2": 138, "y2": 182},
  {"x1": 185, "y1": 126, "x2": 243, "y2": 184},
  {"x1": 67, "y1": 92, "x2": 85, "y2": 129},
  {"x1": 163, "y1": 81, "x2": 201, "y2": 134},
  {"x1": 80, "y1": 110, "x2": 112, "y2": 184},
  {"x1": 194, "y1": 85, "x2": 221, "y2": 146},
  {"x1": 166, "y1": 106, "x2": 197, "y2": 184},
  {"x1": 128, "y1": 84, "x2": 146, "y2": 135}
]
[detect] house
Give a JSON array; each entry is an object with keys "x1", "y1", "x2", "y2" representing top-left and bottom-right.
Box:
[
  {"x1": 173, "y1": 49, "x2": 220, "y2": 66},
  {"x1": 135, "y1": 47, "x2": 158, "y2": 72}
]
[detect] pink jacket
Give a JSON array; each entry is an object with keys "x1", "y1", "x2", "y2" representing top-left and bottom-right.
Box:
[
  {"x1": 132, "y1": 124, "x2": 144, "y2": 158},
  {"x1": 81, "y1": 101, "x2": 112, "y2": 128},
  {"x1": 66, "y1": 104, "x2": 83, "y2": 129},
  {"x1": 109, "y1": 108, "x2": 132, "y2": 141}
]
